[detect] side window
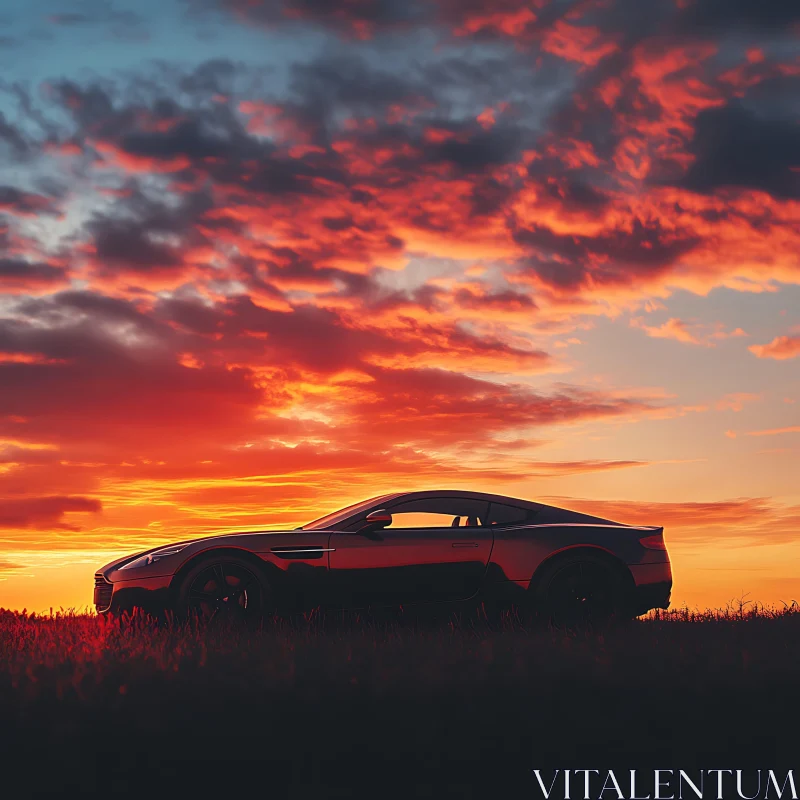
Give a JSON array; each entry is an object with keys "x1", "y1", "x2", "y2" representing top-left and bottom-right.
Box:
[
  {"x1": 385, "y1": 498, "x2": 489, "y2": 529},
  {"x1": 388, "y1": 512, "x2": 466, "y2": 529},
  {"x1": 487, "y1": 503, "x2": 530, "y2": 527}
]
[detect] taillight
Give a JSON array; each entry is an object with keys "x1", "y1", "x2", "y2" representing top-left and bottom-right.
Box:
[{"x1": 640, "y1": 533, "x2": 666, "y2": 550}]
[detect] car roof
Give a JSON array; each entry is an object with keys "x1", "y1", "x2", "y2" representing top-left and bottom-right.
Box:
[{"x1": 382, "y1": 489, "x2": 544, "y2": 510}]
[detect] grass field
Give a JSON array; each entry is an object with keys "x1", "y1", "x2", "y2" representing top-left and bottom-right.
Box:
[{"x1": 0, "y1": 604, "x2": 798, "y2": 798}]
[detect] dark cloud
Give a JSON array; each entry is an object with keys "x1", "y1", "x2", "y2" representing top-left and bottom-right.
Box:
[
  {"x1": 0, "y1": 259, "x2": 66, "y2": 290},
  {"x1": 16, "y1": 289, "x2": 150, "y2": 322},
  {"x1": 679, "y1": 106, "x2": 800, "y2": 199},
  {"x1": 364, "y1": 283, "x2": 443, "y2": 314},
  {"x1": 433, "y1": 125, "x2": 526, "y2": 172},
  {"x1": 198, "y1": 0, "x2": 623, "y2": 44},
  {"x1": 742, "y1": 73, "x2": 800, "y2": 120},
  {"x1": 289, "y1": 54, "x2": 433, "y2": 119},
  {"x1": 676, "y1": 0, "x2": 800, "y2": 34},
  {"x1": 1, "y1": 292, "x2": 170, "y2": 363},
  {"x1": 178, "y1": 59, "x2": 240, "y2": 96},
  {"x1": 70, "y1": 91, "x2": 347, "y2": 199},
  {"x1": 45, "y1": 56, "x2": 533, "y2": 213},
  {"x1": 85, "y1": 188, "x2": 215, "y2": 278},
  {"x1": 0, "y1": 111, "x2": 30, "y2": 156},
  {"x1": 454, "y1": 287, "x2": 537, "y2": 312},
  {"x1": 226, "y1": 154, "x2": 345, "y2": 197},
  {"x1": 92, "y1": 221, "x2": 184, "y2": 272},
  {"x1": 514, "y1": 218, "x2": 700, "y2": 290},
  {"x1": 0, "y1": 496, "x2": 101, "y2": 531},
  {"x1": 466, "y1": 175, "x2": 520, "y2": 217},
  {"x1": 0, "y1": 186, "x2": 57, "y2": 216},
  {"x1": 189, "y1": 0, "x2": 800, "y2": 57},
  {"x1": 118, "y1": 113, "x2": 259, "y2": 163},
  {"x1": 49, "y1": 79, "x2": 117, "y2": 129},
  {"x1": 540, "y1": 177, "x2": 611, "y2": 213}
]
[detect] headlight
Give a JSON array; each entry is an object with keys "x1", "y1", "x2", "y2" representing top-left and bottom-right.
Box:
[{"x1": 118, "y1": 544, "x2": 189, "y2": 570}]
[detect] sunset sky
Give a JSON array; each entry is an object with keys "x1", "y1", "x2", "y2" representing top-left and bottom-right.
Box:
[{"x1": 1, "y1": 0, "x2": 798, "y2": 613}]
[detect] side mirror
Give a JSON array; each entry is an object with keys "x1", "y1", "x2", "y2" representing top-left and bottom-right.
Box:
[
  {"x1": 358, "y1": 509, "x2": 391, "y2": 538},
  {"x1": 365, "y1": 509, "x2": 392, "y2": 525}
]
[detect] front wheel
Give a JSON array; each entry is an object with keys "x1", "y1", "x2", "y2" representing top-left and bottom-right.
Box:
[
  {"x1": 176, "y1": 556, "x2": 269, "y2": 625},
  {"x1": 533, "y1": 556, "x2": 629, "y2": 628}
]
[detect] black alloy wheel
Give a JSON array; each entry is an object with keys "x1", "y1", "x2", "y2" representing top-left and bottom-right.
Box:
[
  {"x1": 543, "y1": 559, "x2": 621, "y2": 627},
  {"x1": 183, "y1": 560, "x2": 265, "y2": 623}
]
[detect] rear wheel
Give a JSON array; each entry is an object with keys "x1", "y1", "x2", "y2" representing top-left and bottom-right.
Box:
[
  {"x1": 534, "y1": 555, "x2": 629, "y2": 627},
  {"x1": 176, "y1": 556, "x2": 269, "y2": 625}
]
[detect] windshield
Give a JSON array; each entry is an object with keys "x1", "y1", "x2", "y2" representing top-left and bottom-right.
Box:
[{"x1": 301, "y1": 494, "x2": 396, "y2": 530}]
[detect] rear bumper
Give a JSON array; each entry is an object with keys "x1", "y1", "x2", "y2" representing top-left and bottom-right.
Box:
[
  {"x1": 630, "y1": 561, "x2": 672, "y2": 615},
  {"x1": 632, "y1": 581, "x2": 672, "y2": 615},
  {"x1": 95, "y1": 575, "x2": 173, "y2": 616}
]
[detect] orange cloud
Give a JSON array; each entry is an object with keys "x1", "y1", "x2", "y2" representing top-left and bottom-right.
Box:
[
  {"x1": 453, "y1": 7, "x2": 537, "y2": 37},
  {"x1": 745, "y1": 426, "x2": 800, "y2": 437},
  {"x1": 630, "y1": 316, "x2": 702, "y2": 344},
  {"x1": 630, "y1": 317, "x2": 746, "y2": 346},
  {"x1": 542, "y1": 21, "x2": 619, "y2": 67},
  {"x1": 749, "y1": 333, "x2": 800, "y2": 360},
  {"x1": 93, "y1": 141, "x2": 191, "y2": 173}
]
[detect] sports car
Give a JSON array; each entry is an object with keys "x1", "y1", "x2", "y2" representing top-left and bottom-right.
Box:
[{"x1": 94, "y1": 490, "x2": 672, "y2": 624}]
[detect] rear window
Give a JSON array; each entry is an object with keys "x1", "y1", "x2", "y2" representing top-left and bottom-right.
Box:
[{"x1": 487, "y1": 503, "x2": 531, "y2": 526}]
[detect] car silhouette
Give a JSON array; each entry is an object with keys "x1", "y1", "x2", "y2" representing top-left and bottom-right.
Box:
[{"x1": 94, "y1": 490, "x2": 672, "y2": 624}]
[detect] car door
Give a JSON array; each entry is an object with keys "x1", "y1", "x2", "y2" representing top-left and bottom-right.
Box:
[{"x1": 327, "y1": 497, "x2": 493, "y2": 608}]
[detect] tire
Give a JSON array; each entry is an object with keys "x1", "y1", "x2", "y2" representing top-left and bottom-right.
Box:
[
  {"x1": 175, "y1": 554, "x2": 270, "y2": 625},
  {"x1": 532, "y1": 553, "x2": 629, "y2": 628}
]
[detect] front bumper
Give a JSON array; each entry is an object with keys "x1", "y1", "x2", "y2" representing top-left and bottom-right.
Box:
[{"x1": 94, "y1": 574, "x2": 173, "y2": 615}]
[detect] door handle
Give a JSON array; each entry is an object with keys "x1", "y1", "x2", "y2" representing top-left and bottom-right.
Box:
[{"x1": 452, "y1": 542, "x2": 479, "y2": 548}]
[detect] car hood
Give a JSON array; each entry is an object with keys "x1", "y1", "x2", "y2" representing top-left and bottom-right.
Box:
[{"x1": 97, "y1": 528, "x2": 301, "y2": 576}]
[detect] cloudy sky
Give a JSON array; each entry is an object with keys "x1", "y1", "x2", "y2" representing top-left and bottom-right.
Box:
[{"x1": 0, "y1": 0, "x2": 798, "y2": 612}]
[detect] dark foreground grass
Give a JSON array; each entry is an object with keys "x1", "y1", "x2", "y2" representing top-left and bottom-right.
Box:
[{"x1": 0, "y1": 604, "x2": 798, "y2": 799}]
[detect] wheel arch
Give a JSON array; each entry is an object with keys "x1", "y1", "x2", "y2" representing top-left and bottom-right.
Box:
[
  {"x1": 527, "y1": 544, "x2": 635, "y2": 600},
  {"x1": 169, "y1": 547, "x2": 278, "y2": 597}
]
